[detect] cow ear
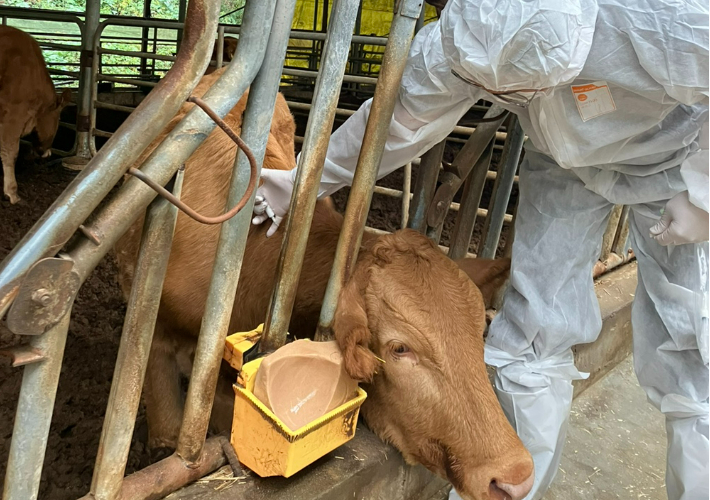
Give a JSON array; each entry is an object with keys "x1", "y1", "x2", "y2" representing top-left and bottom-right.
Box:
[
  {"x1": 56, "y1": 89, "x2": 72, "y2": 109},
  {"x1": 455, "y1": 257, "x2": 510, "y2": 309},
  {"x1": 333, "y1": 269, "x2": 378, "y2": 383}
]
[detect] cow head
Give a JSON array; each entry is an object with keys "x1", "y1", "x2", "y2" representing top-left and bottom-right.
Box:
[
  {"x1": 334, "y1": 230, "x2": 533, "y2": 500},
  {"x1": 34, "y1": 89, "x2": 72, "y2": 158}
]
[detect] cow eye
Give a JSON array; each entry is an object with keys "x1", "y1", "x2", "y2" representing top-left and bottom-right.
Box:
[{"x1": 391, "y1": 343, "x2": 410, "y2": 355}]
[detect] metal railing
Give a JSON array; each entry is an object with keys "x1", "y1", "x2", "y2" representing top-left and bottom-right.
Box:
[{"x1": 0, "y1": 4, "x2": 516, "y2": 258}]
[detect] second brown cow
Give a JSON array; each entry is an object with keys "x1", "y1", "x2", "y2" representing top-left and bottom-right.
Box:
[
  {"x1": 114, "y1": 68, "x2": 534, "y2": 500},
  {"x1": 0, "y1": 26, "x2": 71, "y2": 204}
]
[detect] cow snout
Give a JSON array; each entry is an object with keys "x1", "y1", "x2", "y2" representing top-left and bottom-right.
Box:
[{"x1": 489, "y1": 471, "x2": 534, "y2": 500}]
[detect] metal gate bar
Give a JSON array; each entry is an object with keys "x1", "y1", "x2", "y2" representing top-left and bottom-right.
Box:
[
  {"x1": 259, "y1": 0, "x2": 362, "y2": 352},
  {"x1": 408, "y1": 140, "x2": 445, "y2": 232},
  {"x1": 478, "y1": 117, "x2": 525, "y2": 259},
  {"x1": 88, "y1": 171, "x2": 183, "y2": 500},
  {"x1": 176, "y1": 0, "x2": 287, "y2": 464},
  {"x1": 448, "y1": 141, "x2": 495, "y2": 260},
  {"x1": 316, "y1": 0, "x2": 424, "y2": 340},
  {"x1": 2, "y1": 311, "x2": 72, "y2": 500}
]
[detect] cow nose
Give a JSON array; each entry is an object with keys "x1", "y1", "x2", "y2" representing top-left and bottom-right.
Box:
[{"x1": 489, "y1": 471, "x2": 534, "y2": 500}]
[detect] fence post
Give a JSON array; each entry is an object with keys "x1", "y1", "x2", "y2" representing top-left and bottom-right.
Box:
[
  {"x1": 2, "y1": 310, "x2": 73, "y2": 500},
  {"x1": 176, "y1": 0, "x2": 289, "y2": 463},
  {"x1": 62, "y1": 0, "x2": 100, "y2": 170},
  {"x1": 89, "y1": 171, "x2": 183, "y2": 500}
]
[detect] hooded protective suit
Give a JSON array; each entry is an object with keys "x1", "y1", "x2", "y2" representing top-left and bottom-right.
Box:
[{"x1": 253, "y1": 1, "x2": 709, "y2": 498}]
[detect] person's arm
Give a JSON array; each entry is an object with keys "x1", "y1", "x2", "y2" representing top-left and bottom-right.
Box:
[{"x1": 253, "y1": 21, "x2": 481, "y2": 235}]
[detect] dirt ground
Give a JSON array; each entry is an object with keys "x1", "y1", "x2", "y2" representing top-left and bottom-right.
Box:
[{"x1": 0, "y1": 105, "x2": 516, "y2": 499}]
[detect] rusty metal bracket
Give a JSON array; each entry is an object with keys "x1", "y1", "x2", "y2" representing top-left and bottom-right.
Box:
[
  {"x1": 396, "y1": 0, "x2": 424, "y2": 19},
  {"x1": 0, "y1": 345, "x2": 46, "y2": 367},
  {"x1": 6, "y1": 258, "x2": 81, "y2": 336},
  {"x1": 127, "y1": 96, "x2": 259, "y2": 225}
]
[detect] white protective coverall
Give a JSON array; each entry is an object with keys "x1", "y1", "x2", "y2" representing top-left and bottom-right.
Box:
[{"x1": 256, "y1": 0, "x2": 710, "y2": 498}]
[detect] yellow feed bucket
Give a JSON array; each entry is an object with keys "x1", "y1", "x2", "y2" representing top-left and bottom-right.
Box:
[{"x1": 229, "y1": 339, "x2": 367, "y2": 478}]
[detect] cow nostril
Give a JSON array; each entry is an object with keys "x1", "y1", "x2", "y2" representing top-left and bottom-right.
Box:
[
  {"x1": 490, "y1": 471, "x2": 534, "y2": 500},
  {"x1": 489, "y1": 481, "x2": 512, "y2": 500}
]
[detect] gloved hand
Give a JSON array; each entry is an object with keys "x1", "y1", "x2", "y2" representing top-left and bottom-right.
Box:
[
  {"x1": 252, "y1": 168, "x2": 296, "y2": 237},
  {"x1": 650, "y1": 191, "x2": 710, "y2": 246}
]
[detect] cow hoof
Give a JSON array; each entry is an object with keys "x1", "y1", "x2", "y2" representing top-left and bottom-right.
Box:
[{"x1": 5, "y1": 192, "x2": 20, "y2": 205}]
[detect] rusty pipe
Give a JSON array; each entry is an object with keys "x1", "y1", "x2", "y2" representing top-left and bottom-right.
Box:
[
  {"x1": 89, "y1": 170, "x2": 183, "y2": 500},
  {"x1": 126, "y1": 96, "x2": 259, "y2": 225},
  {"x1": 97, "y1": 437, "x2": 226, "y2": 500},
  {"x1": 315, "y1": 0, "x2": 423, "y2": 341}
]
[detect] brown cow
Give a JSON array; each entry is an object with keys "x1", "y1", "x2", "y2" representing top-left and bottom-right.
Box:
[
  {"x1": 0, "y1": 26, "x2": 72, "y2": 204},
  {"x1": 114, "y1": 67, "x2": 533, "y2": 500}
]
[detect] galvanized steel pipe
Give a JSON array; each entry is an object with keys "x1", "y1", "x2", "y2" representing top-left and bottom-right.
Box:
[
  {"x1": 0, "y1": 0, "x2": 220, "y2": 318},
  {"x1": 448, "y1": 141, "x2": 494, "y2": 260},
  {"x1": 2, "y1": 311, "x2": 73, "y2": 500},
  {"x1": 315, "y1": 0, "x2": 423, "y2": 340},
  {"x1": 259, "y1": 0, "x2": 362, "y2": 352},
  {"x1": 407, "y1": 140, "x2": 445, "y2": 232},
  {"x1": 176, "y1": 0, "x2": 293, "y2": 463},
  {"x1": 478, "y1": 117, "x2": 525, "y2": 259},
  {"x1": 64, "y1": 0, "x2": 277, "y2": 288},
  {"x1": 89, "y1": 172, "x2": 183, "y2": 500}
]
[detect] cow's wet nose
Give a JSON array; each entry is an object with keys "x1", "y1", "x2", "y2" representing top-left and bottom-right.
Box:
[{"x1": 489, "y1": 470, "x2": 534, "y2": 500}]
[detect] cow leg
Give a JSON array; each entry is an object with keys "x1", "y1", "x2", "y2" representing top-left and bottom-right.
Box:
[
  {"x1": 0, "y1": 129, "x2": 21, "y2": 204},
  {"x1": 144, "y1": 323, "x2": 184, "y2": 452}
]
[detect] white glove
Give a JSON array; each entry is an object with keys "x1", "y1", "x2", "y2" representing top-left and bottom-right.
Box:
[
  {"x1": 252, "y1": 168, "x2": 296, "y2": 237},
  {"x1": 650, "y1": 191, "x2": 710, "y2": 246}
]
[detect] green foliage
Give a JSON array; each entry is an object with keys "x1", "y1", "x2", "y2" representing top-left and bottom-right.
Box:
[
  {"x1": 1, "y1": 0, "x2": 245, "y2": 23},
  {"x1": 0, "y1": 0, "x2": 249, "y2": 87}
]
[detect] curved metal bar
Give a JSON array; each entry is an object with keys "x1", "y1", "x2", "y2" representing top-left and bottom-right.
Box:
[{"x1": 127, "y1": 97, "x2": 259, "y2": 225}]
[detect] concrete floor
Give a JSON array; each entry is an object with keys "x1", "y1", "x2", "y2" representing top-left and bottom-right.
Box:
[{"x1": 545, "y1": 355, "x2": 668, "y2": 500}]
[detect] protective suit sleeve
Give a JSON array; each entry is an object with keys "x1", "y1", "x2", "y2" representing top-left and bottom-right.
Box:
[
  {"x1": 628, "y1": 0, "x2": 709, "y2": 106},
  {"x1": 681, "y1": 118, "x2": 709, "y2": 213},
  {"x1": 315, "y1": 22, "x2": 482, "y2": 199}
]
